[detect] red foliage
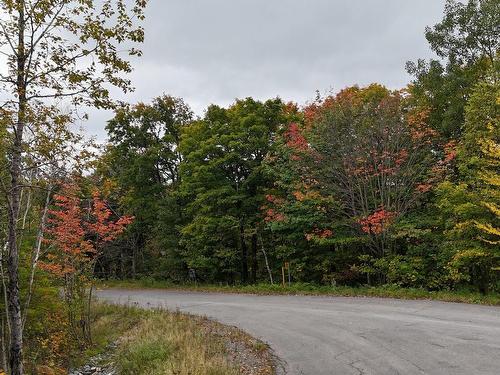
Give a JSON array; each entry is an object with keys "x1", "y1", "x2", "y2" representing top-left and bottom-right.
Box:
[
  {"x1": 443, "y1": 141, "x2": 457, "y2": 163},
  {"x1": 87, "y1": 190, "x2": 134, "y2": 244},
  {"x1": 303, "y1": 103, "x2": 320, "y2": 128},
  {"x1": 41, "y1": 184, "x2": 133, "y2": 277},
  {"x1": 284, "y1": 123, "x2": 308, "y2": 151},
  {"x1": 358, "y1": 208, "x2": 396, "y2": 235},
  {"x1": 407, "y1": 108, "x2": 438, "y2": 142},
  {"x1": 41, "y1": 185, "x2": 93, "y2": 276}
]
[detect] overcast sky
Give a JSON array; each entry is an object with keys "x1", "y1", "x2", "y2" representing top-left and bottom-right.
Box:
[{"x1": 85, "y1": 0, "x2": 446, "y2": 141}]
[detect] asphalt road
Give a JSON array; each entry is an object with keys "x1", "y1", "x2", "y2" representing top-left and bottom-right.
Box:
[{"x1": 96, "y1": 288, "x2": 500, "y2": 375}]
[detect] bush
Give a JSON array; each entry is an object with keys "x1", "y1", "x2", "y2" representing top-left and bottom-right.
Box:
[{"x1": 448, "y1": 249, "x2": 496, "y2": 294}]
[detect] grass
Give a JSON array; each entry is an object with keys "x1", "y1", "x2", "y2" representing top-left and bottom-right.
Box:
[
  {"x1": 111, "y1": 309, "x2": 237, "y2": 375},
  {"x1": 88, "y1": 303, "x2": 238, "y2": 375},
  {"x1": 84, "y1": 303, "x2": 275, "y2": 375},
  {"x1": 98, "y1": 279, "x2": 500, "y2": 306}
]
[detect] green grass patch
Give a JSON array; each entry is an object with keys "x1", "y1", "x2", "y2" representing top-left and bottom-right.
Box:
[{"x1": 98, "y1": 279, "x2": 500, "y2": 306}]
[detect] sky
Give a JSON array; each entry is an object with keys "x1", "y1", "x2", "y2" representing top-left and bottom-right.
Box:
[{"x1": 85, "y1": 0, "x2": 447, "y2": 141}]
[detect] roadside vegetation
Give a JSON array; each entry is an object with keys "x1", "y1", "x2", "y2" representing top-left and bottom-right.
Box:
[
  {"x1": 100, "y1": 280, "x2": 500, "y2": 306},
  {"x1": 36, "y1": 301, "x2": 276, "y2": 375},
  {"x1": 91, "y1": 303, "x2": 276, "y2": 375}
]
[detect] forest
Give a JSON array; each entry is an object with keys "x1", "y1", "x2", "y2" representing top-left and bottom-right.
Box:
[{"x1": 0, "y1": 0, "x2": 499, "y2": 374}]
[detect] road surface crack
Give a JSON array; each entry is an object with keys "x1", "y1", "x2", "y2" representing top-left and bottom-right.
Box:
[
  {"x1": 347, "y1": 360, "x2": 365, "y2": 375},
  {"x1": 333, "y1": 348, "x2": 353, "y2": 360}
]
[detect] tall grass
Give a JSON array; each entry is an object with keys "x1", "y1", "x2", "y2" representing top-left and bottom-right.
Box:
[
  {"x1": 115, "y1": 311, "x2": 237, "y2": 375},
  {"x1": 87, "y1": 303, "x2": 237, "y2": 375}
]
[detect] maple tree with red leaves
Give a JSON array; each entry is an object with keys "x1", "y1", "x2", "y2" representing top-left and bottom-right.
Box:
[
  {"x1": 40, "y1": 183, "x2": 133, "y2": 345},
  {"x1": 304, "y1": 84, "x2": 438, "y2": 256},
  {"x1": 42, "y1": 185, "x2": 133, "y2": 279},
  {"x1": 87, "y1": 190, "x2": 134, "y2": 247},
  {"x1": 284, "y1": 123, "x2": 308, "y2": 151},
  {"x1": 40, "y1": 186, "x2": 93, "y2": 278},
  {"x1": 358, "y1": 208, "x2": 397, "y2": 235}
]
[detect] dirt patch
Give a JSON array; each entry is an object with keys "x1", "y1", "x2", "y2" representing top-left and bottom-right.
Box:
[{"x1": 196, "y1": 315, "x2": 284, "y2": 375}]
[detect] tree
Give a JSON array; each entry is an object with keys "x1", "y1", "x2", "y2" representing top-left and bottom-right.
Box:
[
  {"x1": 100, "y1": 95, "x2": 193, "y2": 280},
  {"x1": 262, "y1": 121, "x2": 343, "y2": 283},
  {"x1": 0, "y1": 1, "x2": 146, "y2": 372},
  {"x1": 437, "y1": 78, "x2": 499, "y2": 293},
  {"x1": 406, "y1": 0, "x2": 499, "y2": 139},
  {"x1": 399, "y1": 0, "x2": 500, "y2": 292},
  {"x1": 425, "y1": 0, "x2": 499, "y2": 67},
  {"x1": 179, "y1": 98, "x2": 288, "y2": 283},
  {"x1": 41, "y1": 183, "x2": 132, "y2": 345},
  {"x1": 305, "y1": 85, "x2": 437, "y2": 259}
]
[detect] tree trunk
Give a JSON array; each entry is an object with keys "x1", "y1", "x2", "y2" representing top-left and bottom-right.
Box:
[
  {"x1": 251, "y1": 233, "x2": 257, "y2": 283},
  {"x1": 7, "y1": 2, "x2": 26, "y2": 373},
  {"x1": 239, "y1": 222, "x2": 248, "y2": 284},
  {"x1": 22, "y1": 186, "x2": 52, "y2": 332},
  {"x1": 120, "y1": 249, "x2": 125, "y2": 279},
  {"x1": 131, "y1": 245, "x2": 136, "y2": 279},
  {"x1": 1, "y1": 244, "x2": 11, "y2": 373},
  {"x1": 258, "y1": 234, "x2": 273, "y2": 285},
  {"x1": 1, "y1": 317, "x2": 7, "y2": 372}
]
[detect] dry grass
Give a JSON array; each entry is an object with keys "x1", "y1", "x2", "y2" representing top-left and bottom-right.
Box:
[
  {"x1": 114, "y1": 310, "x2": 238, "y2": 375},
  {"x1": 87, "y1": 303, "x2": 276, "y2": 375}
]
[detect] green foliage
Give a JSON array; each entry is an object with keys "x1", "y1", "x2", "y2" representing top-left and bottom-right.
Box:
[
  {"x1": 406, "y1": 0, "x2": 498, "y2": 138},
  {"x1": 425, "y1": 0, "x2": 499, "y2": 66},
  {"x1": 3, "y1": 1, "x2": 500, "y2": 371},
  {"x1": 97, "y1": 96, "x2": 193, "y2": 279},
  {"x1": 435, "y1": 77, "x2": 499, "y2": 293},
  {"x1": 179, "y1": 98, "x2": 291, "y2": 282}
]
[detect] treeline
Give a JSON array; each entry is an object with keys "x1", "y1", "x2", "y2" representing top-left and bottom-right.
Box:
[{"x1": 94, "y1": 1, "x2": 499, "y2": 292}]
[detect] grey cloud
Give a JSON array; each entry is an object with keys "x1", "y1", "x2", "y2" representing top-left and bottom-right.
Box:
[{"x1": 85, "y1": 0, "x2": 446, "y2": 140}]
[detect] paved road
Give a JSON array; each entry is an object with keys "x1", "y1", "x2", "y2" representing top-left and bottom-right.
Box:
[{"x1": 96, "y1": 288, "x2": 500, "y2": 375}]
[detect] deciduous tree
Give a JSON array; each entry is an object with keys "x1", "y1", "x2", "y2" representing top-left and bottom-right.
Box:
[{"x1": 0, "y1": 1, "x2": 146, "y2": 372}]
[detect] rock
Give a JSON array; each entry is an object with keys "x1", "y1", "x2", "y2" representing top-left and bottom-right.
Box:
[{"x1": 69, "y1": 343, "x2": 117, "y2": 375}]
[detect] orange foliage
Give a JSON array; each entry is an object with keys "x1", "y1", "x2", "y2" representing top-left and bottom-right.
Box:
[
  {"x1": 284, "y1": 123, "x2": 308, "y2": 151},
  {"x1": 407, "y1": 108, "x2": 437, "y2": 142},
  {"x1": 416, "y1": 183, "x2": 432, "y2": 193},
  {"x1": 263, "y1": 208, "x2": 286, "y2": 223},
  {"x1": 292, "y1": 190, "x2": 305, "y2": 201},
  {"x1": 305, "y1": 228, "x2": 333, "y2": 241},
  {"x1": 40, "y1": 185, "x2": 93, "y2": 277},
  {"x1": 358, "y1": 208, "x2": 396, "y2": 234},
  {"x1": 41, "y1": 184, "x2": 133, "y2": 278},
  {"x1": 443, "y1": 141, "x2": 457, "y2": 163},
  {"x1": 87, "y1": 190, "x2": 134, "y2": 243}
]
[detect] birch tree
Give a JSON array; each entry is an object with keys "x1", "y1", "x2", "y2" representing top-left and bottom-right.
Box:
[{"x1": 0, "y1": 1, "x2": 146, "y2": 373}]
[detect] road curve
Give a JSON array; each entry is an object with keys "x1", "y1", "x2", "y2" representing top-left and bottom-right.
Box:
[{"x1": 96, "y1": 288, "x2": 500, "y2": 375}]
